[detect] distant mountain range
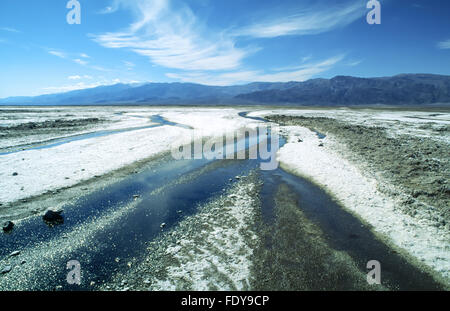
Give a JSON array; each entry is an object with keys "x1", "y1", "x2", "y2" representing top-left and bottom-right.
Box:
[{"x1": 1, "y1": 74, "x2": 450, "y2": 106}]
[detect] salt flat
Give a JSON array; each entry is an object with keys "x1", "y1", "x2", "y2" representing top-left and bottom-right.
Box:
[
  {"x1": 0, "y1": 106, "x2": 448, "y2": 288},
  {"x1": 0, "y1": 107, "x2": 263, "y2": 206}
]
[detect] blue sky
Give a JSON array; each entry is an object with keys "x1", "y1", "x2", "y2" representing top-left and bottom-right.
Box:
[{"x1": 0, "y1": 0, "x2": 449, "y2": 98}]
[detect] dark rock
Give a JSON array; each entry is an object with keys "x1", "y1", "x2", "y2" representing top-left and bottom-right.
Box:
[
  {"x1": 2, "y1": 221, "x2": 14, "y2": 233},
  {"x1": 12, "y1": 172, "x2": 18, "y2": 176},
  {"x1": 9, "y1": 251, "x2": 20, "y2": 257},
  {"x1": 43, "y1": 210, "x2": 64, "y2": 225},
  {"x1": 1, "y1": 266, "x2": 12, "y2": 274}
]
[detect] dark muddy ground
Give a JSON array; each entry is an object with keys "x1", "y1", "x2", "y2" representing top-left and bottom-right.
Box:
[
  {"x1": 0, "y1": 118, "x2": 106, "y2": 140},
  {"x1": 267, "y1": 115, "x2": 450, "y2": 228},
  {"x1": 3, "y1": 118, "x2": 103, "y2": 131},
  {"x1": 251, "y1": 183, "x2": 376, "y2": 291}
]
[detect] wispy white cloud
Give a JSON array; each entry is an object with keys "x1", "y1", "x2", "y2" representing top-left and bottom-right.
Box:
[
  {"x1": 167, "y1": 54, "x2": 345, "y2": 85},
  {"x1": 90, "y1": 65, "x2": 111, "y2": 72},
  {"x1": 99, "y1": 6, "x2": 116, "y2": 14},
  {"x1": 437, "y1": 39, "x2": 450, "y2": 49},
  {"x1": 347, "y1": 59, "x2": 363, "y2": 67},
  {"x1": 301, "y1": 55, "x2": 312, "y2": 63},
  {"x1": 98, "y1": 0, "x2": 121, "y2": 14},
  {"x1": 92, "y1": 0, "x2": 354, "y2": 86},
  {"x1": 49, "y1": 50, "x2": 67, "y2": 59},
  {"x1": 274, "y1": 54, "x2": 346, "y2": 72},
  {"x1": 48, "y1": 48, "x2": 111, "y2": 70},
  {"x1": 123, "y1": 61, "x2": 135, "y2": 70},
  {"x1": 93, "y1": 0, "x2": 255, "y2": 71},
  {"x1": 68, "y1": 75, "x2": 93, "y2": 80},
  {"x1": 73, "y1": 58, "x2": 89, "y2": 66},
  {"x1": 0, "y1": 27, "x2": 21, "y2": 33},
  {"x1": 68, "y1": 75, "x2": 82, "y2": 80},
  {"x1": 235, "y1": 2, "x2": 365, "y2": 38}
]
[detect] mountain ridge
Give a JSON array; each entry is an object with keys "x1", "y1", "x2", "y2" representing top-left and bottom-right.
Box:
[{"x1": 2, "y1": 74, "x2": 450, "y2": 106}]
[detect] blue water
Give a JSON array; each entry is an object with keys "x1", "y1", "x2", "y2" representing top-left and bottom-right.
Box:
[{"x1": 0, "y1": 115, "x2": 192, "y2": 156}]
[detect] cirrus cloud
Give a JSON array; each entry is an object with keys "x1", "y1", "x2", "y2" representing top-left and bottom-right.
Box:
[
  {"x1": 93, "y1": 0, "x2": 358, "y2": 86},
  {"x1": 437, "y1": 39, "x2": 450, "y2": 50},
  {"x1": 93, "y1": 0, "x2": 254, "y2": 71},
  {"x1": 234, "y1": 2, "x2": 366, "y2": 38},
  {"x1": 167, "y1": 54, "x2": 345, "y2": 85}
]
